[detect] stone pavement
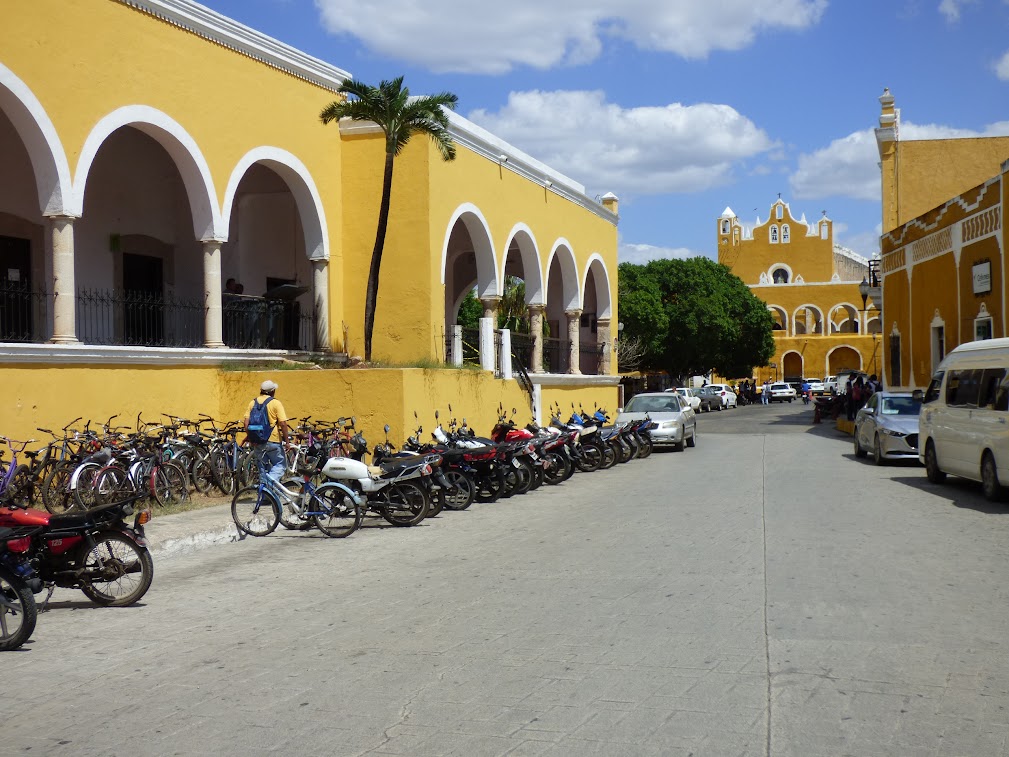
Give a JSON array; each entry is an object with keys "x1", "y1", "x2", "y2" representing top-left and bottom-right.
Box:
[{"x1": 4, "y1": 405, "x2": 1009, "y2": 756}]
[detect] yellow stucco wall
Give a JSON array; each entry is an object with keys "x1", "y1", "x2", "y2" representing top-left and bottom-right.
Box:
[
  {"x1": 340, "y1": 129, "x2": 619, "y2": 365},
  {"x1": 883, "y1": 137, "x2": 1009, "y2": 233},
  {"x1": 880, "y1": 172, "x2": 1005, "y2": 389},
  {"x1": 1, "y1": 364, "x2": 617, "y2": 454}
]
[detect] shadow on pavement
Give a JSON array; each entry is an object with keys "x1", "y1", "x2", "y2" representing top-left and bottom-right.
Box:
[{"x1": 890, "y1": 474, "x2": 1009, "y2": 514}]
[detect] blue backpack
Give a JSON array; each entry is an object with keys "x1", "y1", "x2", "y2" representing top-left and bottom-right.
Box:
[{"x1": 247, "y1": 397, "x2": 274, "y2": 444}]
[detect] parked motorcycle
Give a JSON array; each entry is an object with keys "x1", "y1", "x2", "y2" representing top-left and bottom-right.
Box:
[
  {"x1": 0, "y1": 527, "x2": 39, "y2": 650},
  {"x1": 0, "y1": 494, "x2": 154, "y2": 607}
]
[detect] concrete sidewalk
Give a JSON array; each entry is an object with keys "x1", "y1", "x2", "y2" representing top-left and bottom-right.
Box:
[{"x1": 145, "y1": 501, "x2": 241, "y2": 558}]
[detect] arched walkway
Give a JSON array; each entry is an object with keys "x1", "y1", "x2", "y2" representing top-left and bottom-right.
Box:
[
  {"x1": 580, "y1": 254, "x2": 613, "y2": 374},
  {"x1": 768, "y1": 305, "x2": 788, "y2": 332},
  {"x1": 793, "y1": 304, "x2": 824, "y2": 336},
  {"x1": 441, "y1": 203, "x2": 499, "y2": 326},
  {"x1": 544, "y1": 240, "x2": 580, "y2": 373},
  {"x1": 829, "y1": 303, "x2": 860, "y2": 334},
  {"x1": 782, "y1": 351, "x2": 803, "y2": 381}
]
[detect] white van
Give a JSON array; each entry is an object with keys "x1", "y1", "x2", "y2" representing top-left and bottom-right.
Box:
[{"x1": 919, "y1": 337, "x2": 1009, "y2": 501}]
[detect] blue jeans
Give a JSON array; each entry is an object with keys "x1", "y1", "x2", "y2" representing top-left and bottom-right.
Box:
[{"x1": 257, "y1": 442, "x2": 286, "y2": 484}]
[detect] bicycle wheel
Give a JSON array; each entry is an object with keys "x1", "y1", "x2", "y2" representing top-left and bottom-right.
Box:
[
  {"x1": 313, "y1": 484, "x2": 363, "y2": 538},
  {"x1": 42, "y1": 462, "x2": 74, "y2": 513},
  {"x1": 0, "y1": 567, "x2": 37, "y2": 651},
  {"x1": 380, "y1": 482, "x2": 428, "y2": 526},
  {"x1": 92, "y1": 465, "x2": 131, "y2": 506},
  {"x1": 71, "y1": 461, "x2": 104, "y2": 510},
  {"x1": 210, "y1": 450, "x2": 235, "y2": 496},
  {"x1": 78, "y1": 531, "x2": 154, "y2": 607},
  {"x1": 231, "y1": 486, "x2": 280, "y2": 536},
  {"x1": 4, "y1": 465, "x2": 32, "y2": 508},
  {"x1": 190, "y1": 455, "x2": 214, "y2": 495},
  {"x1": 150, "y1": 461, "x2": 189, "y2": 507},
  {"x1": 277, "y1": 477, "x2": 313, "y2": 531},
  {"x1": 238, "y1": 449, "x2": 259, "y2": 488}
]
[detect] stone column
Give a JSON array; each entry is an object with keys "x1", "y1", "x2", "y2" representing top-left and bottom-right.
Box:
[
  {"x1": 202, "y1": 240, "x2": 225, "y2": 348},
  {"x1": 566, "y1": 308, "x2": 582, "y2": 375},
  {"x1": 479, "y1": 296, "x2": 501, "y2": 372},
  {"x1": 597, "y1": 317, "x2": 612, "y2": 375},
  {"x1": 312, "y1": 259, "x2": 331, "y2": 352},
  {"x1": 49, "y1": 215, "x2": 78, "y2": 344},
  {"x1": 450, "y1": 325, "x2": 463, "y2": 366},
  {"x1": 529, "y1": 304, "x2": 545, "y2": 373},
  {"x1": 499, "y1": 328, "x2": 513, "y2": 379}
]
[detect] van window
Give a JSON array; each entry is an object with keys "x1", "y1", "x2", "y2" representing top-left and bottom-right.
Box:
[
  {"x1": 980, "y1": 368, "x2": 1007, "y2": 409},
  {"x1": 946, "y1": 369, "x2": 982, "y2": 407},
  {"x1": 923, "y1": 372, "x2": 944, "y2": 403}
]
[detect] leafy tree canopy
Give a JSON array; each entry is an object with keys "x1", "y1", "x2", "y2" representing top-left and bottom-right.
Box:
[{"x1": 618, "y1": 257, "x2": 775, "y2": 379}]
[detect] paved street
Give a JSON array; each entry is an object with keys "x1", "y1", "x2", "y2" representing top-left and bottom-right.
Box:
[{"x1": 6, "y1": 402, "x2": 1009, "y2": 756}]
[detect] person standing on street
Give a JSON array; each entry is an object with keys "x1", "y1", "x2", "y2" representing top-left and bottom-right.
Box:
[
  {"x1": 762, "y1": 379, "x2": 771, "y2": 405},
  {"x1": 244, "y1": 379, "x2": 292, "y2": 493}
]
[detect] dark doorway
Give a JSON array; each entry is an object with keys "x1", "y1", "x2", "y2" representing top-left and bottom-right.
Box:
[
  {"x1": 123, "y1": 253, "x2": 163, "y2": 345},
  {"x1": 265, "y1": 276, "x2": 303, "y2": 350},
  {"x1": 0, "y1": 236, "x2": 33, "y2": 341}
]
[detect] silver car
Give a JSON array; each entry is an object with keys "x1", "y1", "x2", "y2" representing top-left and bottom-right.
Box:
[
  {"x1": 616, "y1": 392, "x2": 697, "y2": 451},
  {"x1": 853, "y1": 391, "x2": 922, "y2": 465}
]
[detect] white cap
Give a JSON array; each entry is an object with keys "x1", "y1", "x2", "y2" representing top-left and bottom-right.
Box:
[{"x1": 260, "y1": 380, "x2": 278, "y2": 393}]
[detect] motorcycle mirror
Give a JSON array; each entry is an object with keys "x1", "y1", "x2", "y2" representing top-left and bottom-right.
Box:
[
  {"x1": 384, "y1": 424, "x2": 390, "y2": 434},
  {"x1": 435, "y1": 410, "x2": 439, "y2": 420},
  {"x1": 512, "y1": 407, "x2": 517, "y2": 415},
  {"x1": 448, "y1": 403, "x2": 453, "y2": 412},
  {"x1": 414, "y1": 410, "x2": 419, "y2": 419}
]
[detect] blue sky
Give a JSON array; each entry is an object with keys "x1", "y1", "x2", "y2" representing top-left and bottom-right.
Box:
[{"x1": 200, "y1": 0, "x2": 1009, "y2": 265}]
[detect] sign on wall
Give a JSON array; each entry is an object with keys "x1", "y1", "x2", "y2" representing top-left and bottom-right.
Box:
[{"x1": 972, "y1": 261, "x2": 992, "y2": 294}]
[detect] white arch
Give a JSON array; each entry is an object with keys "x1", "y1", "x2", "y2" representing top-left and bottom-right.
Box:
[
  {"x1": 222, "y1": 146, "x2": 329, "y2": 260},
  {"x1": 767, "y1": 304, "x2": 788, "y2": 332},
  {"x1": 582, "y1": 253, "x2": 613, "y2": 319},
  {"x1": 0, "y1": 63, "x2": 73, "y2": 216},
  {"x1": 545, "y1": 239, "x2": 580, "y2": 312},
  {"x1": 440, "y1": 202, "x2": 499, "y2": 299},
  {"x1": 501, "y1": 223, "x2": 544, "y2": 305},
  {"x1": 792, "y1": 303, "x2": 824, "y2": 336},
  {"x1": 768, "y1": 262, "x2": 794, "y2": 284},
  {"x1": 72, "y1": 105, "x2": 222, "y2": 240},
  {"x1": 829, "y1": 302, "x2": 860, "y2": 333}
]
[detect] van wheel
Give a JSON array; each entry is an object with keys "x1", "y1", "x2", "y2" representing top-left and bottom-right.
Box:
[
  {"x1": 925, "y1": 441, "x2": 946, "y2": 484},
  {"x1": 981, "y1": 451, "x2": 1007, "y2": 502}
]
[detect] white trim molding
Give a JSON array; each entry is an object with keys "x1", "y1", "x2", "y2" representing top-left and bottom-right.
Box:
[
  {"x1": 0, "y1": 343, "x2": 325, "y2": 365},
  {"x1": 582, "y1": 253, "x2": 613, "y2": 320},
  {"x1": 115, "y1": 0, "x2": 350, "y2": 92}
]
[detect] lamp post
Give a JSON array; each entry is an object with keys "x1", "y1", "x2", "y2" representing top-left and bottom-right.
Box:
[{"x1": 858, "y1": 276, "x2": 878, "y2": 376}]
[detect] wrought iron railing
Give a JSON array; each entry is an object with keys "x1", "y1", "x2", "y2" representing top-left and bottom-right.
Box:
[
  {"x1": 76, "y1": 288, "x2": 204, "y2": 348},
  {"x1": 869, "y1": 258, "x2": 881, "y2": 287},
  {"x1": 460, "y1": 326, "x2": 480, "y2": 365},
  {"x1": 0, "y1": 282, "x2": 49, "y2": 343},
  {"x1": 222, "y1": 296, "x2": 314, "y2": 351},
  {"x1": 543, "y1": 336, "x2": 568, "y2": 374},
  {"x1": 510, "y1": 332, "x2": 533, "y2": 374}
]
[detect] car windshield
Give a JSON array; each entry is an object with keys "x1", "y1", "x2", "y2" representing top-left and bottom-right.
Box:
[
  {"x1": 624, "y1": 396, "x2": 680, "y2": 413},
  {"x1": 881, "y1": 397, "x2": 922, "y2": 415}
]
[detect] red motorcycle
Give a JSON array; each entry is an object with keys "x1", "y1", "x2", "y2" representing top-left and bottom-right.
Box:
[
  {"x1": 0, "y1": 527, "x2": 38, "y2": 650},
  {"x1": 0, "y1": 495, "x2": 154, "y2": 607}
]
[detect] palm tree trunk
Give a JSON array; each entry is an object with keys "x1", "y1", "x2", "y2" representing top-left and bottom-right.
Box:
[{"x1": 363, "y1": 150, "x2": 395, "y2": 361}]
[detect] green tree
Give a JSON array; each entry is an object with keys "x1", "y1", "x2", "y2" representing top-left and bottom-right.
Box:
[
  {"x1": 617, "y1": 257, "x2": 774, "y2": 379},
  {"x1": 456, "y1": 289, "x2": 482, "y2": 329},
  {"x1": 321, "y1": 77, "x2": 458, "y2": 360}
]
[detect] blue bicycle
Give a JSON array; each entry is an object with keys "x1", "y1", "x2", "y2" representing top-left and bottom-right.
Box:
[{"x1": 230, "y1": 451, "x2": 363, "y2": 538}]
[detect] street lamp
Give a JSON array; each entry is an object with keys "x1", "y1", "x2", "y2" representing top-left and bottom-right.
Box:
[{"x1": 858, "y1": 275, "x2": 878, "y2": 376}]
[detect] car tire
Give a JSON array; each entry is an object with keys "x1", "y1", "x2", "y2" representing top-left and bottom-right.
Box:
[
  {"x1": 925, "y1": 441, "x2": 946, "y2": 484},
  {"x1": 981, "y1": 451, "x2": 1007, "y2": 502},
  {"x1": 873, "y1": 433, "x2": 885, "y2": 466},
  {"x1": 853, "y1": 429, "x2": 866, "y2": 458},
  {"x1": 686, "y1": 425, "x2": 696, "y2": 448}
]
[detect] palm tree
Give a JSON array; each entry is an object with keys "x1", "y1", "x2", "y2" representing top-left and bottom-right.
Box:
[{"x1": 321, "y1": 77, "x2": 458, "y2": 361}]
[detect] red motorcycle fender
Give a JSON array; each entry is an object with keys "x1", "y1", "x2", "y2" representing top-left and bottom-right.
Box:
[{"x1": 101, "y1": 523, "x2": 148, "y2": 549}]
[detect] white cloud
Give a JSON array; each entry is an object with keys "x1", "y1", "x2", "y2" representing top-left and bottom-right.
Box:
[
  {"x1": 995, "y1": 50, "x2": 1009, "y2": 80},
  {"x1": 834, "y1": 223, "x2": 883, "y2": 258},
  {"x1": 468, "y1": 90, "x2": 775, "y2": 196},
  {"x1": 619, "y1": 243, "x2": 705, "y2": 265},
  {"x1": 790, "y1": 120, "x2": 1009, "y2": 201},
  {"x1": 314, "y1": 0, "x2": 827, "y2": 74},
  {"x1": 938, "y1": 0, "x2": 977, "y2": 22}
]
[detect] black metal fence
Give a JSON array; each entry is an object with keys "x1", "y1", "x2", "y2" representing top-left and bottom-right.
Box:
[
  {"x1": 580, "y1": 341, "x2": 604, "y2": 375},
  {"x1": 543, "y1": 336, "x2": 568, "y2": 374},
  {"x1": 460, "y1": 327, "x2": 480, "y2": 365},
  {"x1": 510, "y1": 332, "x2": 533, "y2": 374},
  {"x1": 0, "y1": 283, "x2": 316, "y2": 350},
  {"x1": 0, "y1": 282, "x2": 48, "y2": 343}
]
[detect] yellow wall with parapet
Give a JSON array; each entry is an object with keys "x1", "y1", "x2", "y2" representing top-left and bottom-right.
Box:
[{"x1": 0, "y1": 365, "x2": 616, "y2": 454}]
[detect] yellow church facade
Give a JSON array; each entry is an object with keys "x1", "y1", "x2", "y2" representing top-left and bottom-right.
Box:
[
  {"x1": 0, "y1": 0, "x2": 619, "y2": 441},
  {"x1": 876, "y1": 89, "x2": 1007, "y2": 389},
  {"x1": 718, "y1": 200, "x2": 879, "y2": 384}
]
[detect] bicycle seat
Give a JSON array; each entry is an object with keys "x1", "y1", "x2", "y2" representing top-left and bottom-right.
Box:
[{"x1": 22, "y1": 450, "x2": 38, "y2": 460}]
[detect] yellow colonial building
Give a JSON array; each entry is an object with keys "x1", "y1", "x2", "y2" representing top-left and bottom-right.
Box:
[
  {"x1": 876, "y1": 89, "x2": 1008, "y2": 389},
  {"x1": 718, "y1": 199, "x2": 879, "y2": 383},
  {"x1": 0, "y1": 0, "x2": 619, "y2": 441}
]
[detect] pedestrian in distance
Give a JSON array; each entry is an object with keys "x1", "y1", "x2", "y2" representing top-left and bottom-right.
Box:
[
  {"x1": 244, "y1": 379, "x2": 292, "y2": 493},
  {"x1": 762, "y1": 379, "x2": 771, "y2": 405}
]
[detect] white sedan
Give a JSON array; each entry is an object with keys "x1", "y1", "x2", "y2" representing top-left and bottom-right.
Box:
[
  {"x1": 667, "y1": 387, "x2": 702, "y2": 411},
  {"x1": 768, "y1": 382, "x2": 797, "y2": 402}
]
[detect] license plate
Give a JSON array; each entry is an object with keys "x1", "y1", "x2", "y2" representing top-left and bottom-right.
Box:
[{"x1": 511, "y1": 458, "x2": 521, "y2": 468}]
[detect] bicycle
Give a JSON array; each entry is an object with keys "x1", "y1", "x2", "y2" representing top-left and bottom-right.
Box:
[
  {"x1": 0, "y1": 438, "x2": 36, "y2": 507},
  {"x1": 231, "y1": 448, "x2": 363, "y2": 538}
]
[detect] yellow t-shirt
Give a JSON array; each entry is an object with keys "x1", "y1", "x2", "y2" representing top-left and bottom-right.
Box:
[{"x1": 245, "y1": 394, "x2": 288, "y2": 443}]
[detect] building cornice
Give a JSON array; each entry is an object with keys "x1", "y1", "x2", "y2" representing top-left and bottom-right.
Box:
[
  {"x1": 115, "y1": 0, "x2": 351, "y2": 92},
  {"x1": 530, "y1": 373, "x2": 621, "y2": 387},
  {"x1": 0, "y1": 344, "x2": 330, "y2": 366}
]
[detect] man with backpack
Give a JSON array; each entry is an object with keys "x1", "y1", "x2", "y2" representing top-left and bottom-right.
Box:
[{"x1": 244, "y1": 379, "x2": 291, "y2": 491}]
